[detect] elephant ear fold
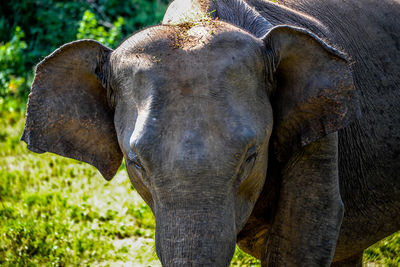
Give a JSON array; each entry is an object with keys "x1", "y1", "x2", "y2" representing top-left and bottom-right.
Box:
[
  {"x1": 263, "y1": 26, "x2": 361, "y2": 162},
  {"x1": 21, "y1": 40, "x2": 122, "y2": 180}
]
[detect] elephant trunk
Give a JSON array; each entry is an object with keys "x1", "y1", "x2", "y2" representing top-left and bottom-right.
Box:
[{"x1": 154, "y1": 199, "x2": 236, "y2": 266}]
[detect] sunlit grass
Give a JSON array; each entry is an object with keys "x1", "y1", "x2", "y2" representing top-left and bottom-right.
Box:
[{"x1": 0, "y1": 109, "x2": 398, "y2": 266}]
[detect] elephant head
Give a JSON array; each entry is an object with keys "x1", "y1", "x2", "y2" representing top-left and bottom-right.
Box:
[{"x1": 22, "y1": 21, "x2": 359, "y2": 266}]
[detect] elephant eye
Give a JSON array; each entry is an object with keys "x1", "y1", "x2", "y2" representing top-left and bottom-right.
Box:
[
  {"x1": 128, "y1": 151, "x2": 145, "y2": 172},
  {"x1": 235, "y1": 146, "x2": 258, "y2": 185},
  {"x1": 245, "y1": 146, "x2": 257, "y2": 164}
]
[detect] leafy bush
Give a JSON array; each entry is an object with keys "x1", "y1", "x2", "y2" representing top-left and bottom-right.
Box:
[
  {"x1": 0, "y1": 26, "x2": 29, "y2": 101},
  {"x1": 77, "y1": 10, "x2": 124, "y2": 48}
]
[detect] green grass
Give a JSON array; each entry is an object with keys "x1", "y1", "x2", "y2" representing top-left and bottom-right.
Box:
[{"x1": 0, "y1": 108, "x2": 398, "y2": 266}]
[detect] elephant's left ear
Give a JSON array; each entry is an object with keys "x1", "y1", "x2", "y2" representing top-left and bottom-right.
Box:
[
  {"x1": 21, "y1": 40, "x2": 122, "y2": 180},
  {"x1": 263, "y1": 26, "x2": 361, "y2": 162}
]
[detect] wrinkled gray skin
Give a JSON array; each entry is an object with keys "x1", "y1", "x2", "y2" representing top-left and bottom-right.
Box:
[{"x1": 21, "y1": 0, "x2": 399, "y2": 266}]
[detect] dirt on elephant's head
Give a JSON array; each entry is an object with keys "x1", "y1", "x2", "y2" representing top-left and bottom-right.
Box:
[{"x1": 171, "y1": 19, "x2": 222, "y2": 50}]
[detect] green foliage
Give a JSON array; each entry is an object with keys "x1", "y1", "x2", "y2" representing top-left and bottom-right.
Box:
[
  {"x1": 231, "y1": 247, "x2": 261, "y2": 266},
  {"x1": 0, "y1": 26, "x2": 29, "y2": 101},
  {"x1": 364, "y1": 232, "x2": 400, "y2": 266},
  {"x1": 77, "y1": 10, "x2": 124, "y2": 48}
]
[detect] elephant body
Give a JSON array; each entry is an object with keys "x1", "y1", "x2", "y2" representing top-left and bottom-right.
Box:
[
  {"x1": 22, "y1": 0, "x2": 399, "y2": 266},
  {"x1": 235, "y1": 0, "x2": 400, "y2": 263}
]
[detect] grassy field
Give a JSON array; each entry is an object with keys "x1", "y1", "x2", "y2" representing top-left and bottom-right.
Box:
[{"x1": 0, "y1": 108, "x2": 399, "y2": 266}]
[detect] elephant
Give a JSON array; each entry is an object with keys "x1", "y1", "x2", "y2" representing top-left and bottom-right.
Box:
[{"x1": 21, "y1": 0, "x2": 400, "y2": 266}]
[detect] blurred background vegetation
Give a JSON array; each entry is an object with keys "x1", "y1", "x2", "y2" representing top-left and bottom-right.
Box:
[{"x1": 0, "y1": 0, "x2": 399, "y2": 266}]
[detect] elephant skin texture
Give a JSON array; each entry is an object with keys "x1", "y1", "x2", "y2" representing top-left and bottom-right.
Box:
[{"x1": 22, "y1": 0, "x2": 399, "y2": 266}]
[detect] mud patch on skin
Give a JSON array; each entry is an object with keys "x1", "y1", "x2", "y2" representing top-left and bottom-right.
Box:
[
  {"x1": 170, "y1": 19, "x2": 221, "y2": 50},
  {"x1": 198, "y1": 0, "x2": 216, "y2": 13},
  {"x1": 164, "y1": 1, "x2": 222, "y2": 50}
]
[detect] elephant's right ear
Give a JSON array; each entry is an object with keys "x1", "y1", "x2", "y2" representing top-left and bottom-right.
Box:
[
  {"x1": 21, "y1": 40, "x2": 122, "y2": 180},
  {"x1": 262, "y1": 26, "x2": 360, "y2": 162}
]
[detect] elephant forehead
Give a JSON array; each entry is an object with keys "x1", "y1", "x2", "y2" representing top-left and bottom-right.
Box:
[
  {"x1": 117, "y1": 22, "x2": 262, "y2": 51},
  {"x1": 111, "y1": 23, "x2": 266, "y2": 106},
  {"x1": 114, "y1": 23, "x2": 264, "y2": 73}
]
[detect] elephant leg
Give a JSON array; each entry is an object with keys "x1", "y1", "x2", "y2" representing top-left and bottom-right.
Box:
[
  {"x1": 331, "y1": 253, "x2": 363, "y2": 267},
  {"x1": 262, "y1": 133, "x2": 344, "y2": 266}
]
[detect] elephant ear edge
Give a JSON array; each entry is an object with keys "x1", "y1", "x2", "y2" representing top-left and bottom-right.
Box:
[
  {"x1": 263, "y1": 25, "x2": 361, "y2": 162},
  {"x1": 21, "y1": 40, "x2": 122, "y2": 180}
]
